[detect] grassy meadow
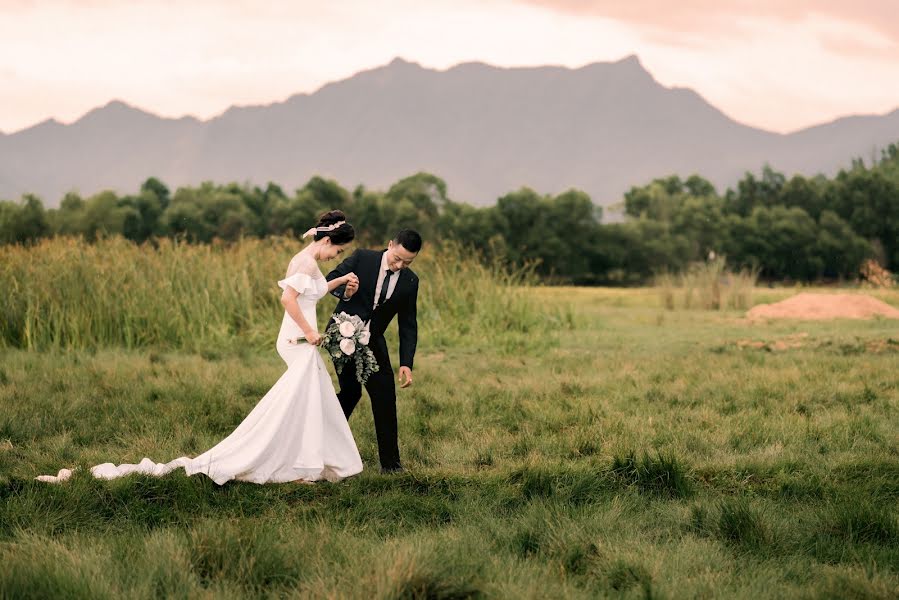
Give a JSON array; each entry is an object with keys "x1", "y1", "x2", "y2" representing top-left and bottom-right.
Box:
[{"x1": 1, "y1": 238, "x2": 899, "y2": 599}]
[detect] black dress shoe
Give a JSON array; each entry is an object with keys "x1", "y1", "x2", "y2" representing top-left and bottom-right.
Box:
[{"x1": 380, "y1": 465, "x2": 405, "y2": 475}]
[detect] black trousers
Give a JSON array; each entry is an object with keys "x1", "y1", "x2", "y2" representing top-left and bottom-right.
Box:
[{"x1": 335, "y1": 335, "x2": 401, "y2": 470}]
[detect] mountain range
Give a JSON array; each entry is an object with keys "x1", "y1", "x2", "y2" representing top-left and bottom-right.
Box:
[{"x1": 2, "y1": 55, "x2": 899, "y2": 208}]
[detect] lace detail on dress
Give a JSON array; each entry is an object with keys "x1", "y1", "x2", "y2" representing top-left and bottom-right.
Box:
[
  {"x1": 285, "y1": 251, "x2": 322, "y2": 280},
  {"x1": 278, "y1": 251, "x2": 323, "y2": 296}
]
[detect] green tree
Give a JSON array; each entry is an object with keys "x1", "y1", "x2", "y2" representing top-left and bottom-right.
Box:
[
  {"x1": 826, "y1": 167, "x2": 899, "y2": 269},
  {"x1": 542, "y1": 189, "x2": 600, "y2": 280},
  {"x1": 727, "y1": 205, "x2": 820, "y2": 279},
  {"x1": 141, "y1": 177, "x2": 171, "y2": 210},
  {"x1": 603, "y1": 219, "x2": 691, "y2": 281},
  {"x1": 779, "y1": 175, "x2": 826, "y2": 220},
  {"x1": 49, "y1": 192, "x2": 87, "y2": 236},
  {"x1": 671, "y1": 195, "x2": 726, "y2": 261},
  {"x1": 382, "y1": 172, "x2": 448, "y2": 241},
  {"x1": 437, "y1": 200, "x2": 506, "y2": 260},
  {"x1": 270, "y1": 188, "x2": 322, "y2": 240},
  {"x1": 624, "y1": 175, "x2": 685, "y2": 221},
  {"x1": 80, "y1": 191, "x2": 137, "y2": 241},
  {"x1": 165, "y1": 183, "x2": 252, "y2": 242},
  {"x1": 300, "y1": 176, "x2": 351, "y2": 212},
  {"x1": 119, "y1": 189, "x2": 167, "y2": 242},
  {"x1": 684, "y1": 175, "x2": 717, "y2": 197},
  {"x1": 494, "y1": 187, "x2": 546, "y2": 269},
  {"x1": 0, "y1": 195, "x2": 49, "y2": 244},
  {"x1": 815, "y1": 210, "x2": 871, "y2": 279},
  {"x1": 246, "y1": 183, "x2": 289, "y2": 237},
  {"x1": 725, "y1": 165, "x2": 786, "y2": 216}
]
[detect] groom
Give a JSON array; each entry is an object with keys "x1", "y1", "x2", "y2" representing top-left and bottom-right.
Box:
[{"x1": 325, "y1": 229, "x2": 422, "y2": 473}]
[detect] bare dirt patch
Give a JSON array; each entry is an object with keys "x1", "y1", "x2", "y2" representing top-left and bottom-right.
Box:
[
  {"x1": 736, "y1": 332, "x2": 808, "y2": 352},
  {"x1": 731, "y1": 333, "x2": 898, "y2": 354},
  {"x1": 747, "y1": 293, "x2": 899, "y2": 321}
]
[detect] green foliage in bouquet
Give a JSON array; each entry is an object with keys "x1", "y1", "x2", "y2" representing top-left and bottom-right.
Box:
[{"x1": 322, "y1": 312, "x2": 379, "y2": 384}]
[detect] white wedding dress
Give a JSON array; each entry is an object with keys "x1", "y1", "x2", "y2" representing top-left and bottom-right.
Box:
[{"x1": 37, "y1": 252, "x2": 363, "y2": 485}]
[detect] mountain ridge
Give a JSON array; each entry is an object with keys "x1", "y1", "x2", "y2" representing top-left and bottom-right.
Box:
[{"x1": 2, "y1": 56, "x2": 898, "y2": 207}]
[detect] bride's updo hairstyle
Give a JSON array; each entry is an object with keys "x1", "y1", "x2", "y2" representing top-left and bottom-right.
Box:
[{"x1": 309, "y1": 210, "x2": 355, "y2": 245}]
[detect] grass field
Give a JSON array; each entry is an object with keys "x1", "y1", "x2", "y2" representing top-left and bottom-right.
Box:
[{"x1": 1, "y1": 240, "x2": 898, "y2": 598}]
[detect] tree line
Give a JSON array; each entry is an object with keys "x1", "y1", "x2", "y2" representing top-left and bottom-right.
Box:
[{"x1": 2, "y1": 142, "x2": 898, "y2": 284}]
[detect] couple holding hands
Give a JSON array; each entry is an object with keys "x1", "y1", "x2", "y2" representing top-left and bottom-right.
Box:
[{"x1": 38, "y1": 210, "x2": 422, "y2": 485}]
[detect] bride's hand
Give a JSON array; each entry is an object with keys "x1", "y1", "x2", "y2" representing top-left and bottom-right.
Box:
[{"x1": 305, "y1": 330, "x2": 323, "y2": 346}]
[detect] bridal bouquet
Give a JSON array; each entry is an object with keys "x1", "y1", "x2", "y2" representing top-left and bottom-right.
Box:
[{"x1": 323, "y1": 312, "x2": 380, "y2": 384}]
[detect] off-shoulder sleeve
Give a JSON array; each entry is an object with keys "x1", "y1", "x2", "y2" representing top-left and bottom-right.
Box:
[
  {"x1": 278, "y1": 254, "x2": 318, "y2": 296},
  {"x1": 278, "y1": 272, "x2": 315, "y2": 296}
]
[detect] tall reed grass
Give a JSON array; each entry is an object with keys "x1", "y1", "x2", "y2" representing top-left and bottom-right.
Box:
[
  {"x1": 415, "y1": 241, "x2": 571, "y2": 348},
  {"x1": 655, "y1": 257, "x2": 759, "y2": 311},
  {"x1": 0, "y1": 237, "x2": 561, "y2": 352}
]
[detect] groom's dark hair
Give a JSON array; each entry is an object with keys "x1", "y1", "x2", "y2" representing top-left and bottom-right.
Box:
[{"x1": 394, "y1": 229, "x2": 422, "y2": 253}]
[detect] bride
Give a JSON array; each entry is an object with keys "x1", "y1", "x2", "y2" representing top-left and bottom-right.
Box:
[{"x1": 37, "y1": 210, "x2": 364, "y2": 485}]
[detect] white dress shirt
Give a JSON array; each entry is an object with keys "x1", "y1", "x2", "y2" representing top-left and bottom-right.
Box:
[{"x1": 373, "y1": 251, "x2": 399, "y2": 309}]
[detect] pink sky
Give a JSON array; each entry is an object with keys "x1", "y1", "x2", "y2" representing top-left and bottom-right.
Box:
[{"x1": 2, "y1": 0, "x2": 898, "y2": 134}]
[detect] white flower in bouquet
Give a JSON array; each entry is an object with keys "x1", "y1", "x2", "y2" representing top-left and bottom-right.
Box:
[{"x1": 323, "y1": 312, "x2": 379, "y2": 383}]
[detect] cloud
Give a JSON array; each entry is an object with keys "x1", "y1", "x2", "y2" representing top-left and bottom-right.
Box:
[
  {"x1": 0, "y1": 0, "x2": 639, "y2": 132},
  {"x1": 1, "y1": 0, "x2": 897, "y2": 134},
  {"x1": 520, "y1": 1, "x2": 899, "y2": 50},
  {"x1": 512, "y1": 0, "x2": 899, "y2": 133}
]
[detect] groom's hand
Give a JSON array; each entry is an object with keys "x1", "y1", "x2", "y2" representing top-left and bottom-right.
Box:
[
  {"x1": 343, "y1": 273, "x2": 359, "y2": 299},
  {"x1": 398, "y1": 366, "x2": 413, "y2": 388}
]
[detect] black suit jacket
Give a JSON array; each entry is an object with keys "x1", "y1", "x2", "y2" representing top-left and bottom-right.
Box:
[{"x1": 325, "y1": 249, "x2": 419, "y2": 369}]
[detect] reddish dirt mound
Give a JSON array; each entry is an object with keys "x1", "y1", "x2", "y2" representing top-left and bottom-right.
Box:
[{"x1": 747, "y1": 293, "x2": 899, "y2": 320}]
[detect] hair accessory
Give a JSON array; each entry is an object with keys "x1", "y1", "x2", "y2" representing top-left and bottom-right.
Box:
[{"x1": 302, "y1": 220, "x2": 347, "y2": 238}]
